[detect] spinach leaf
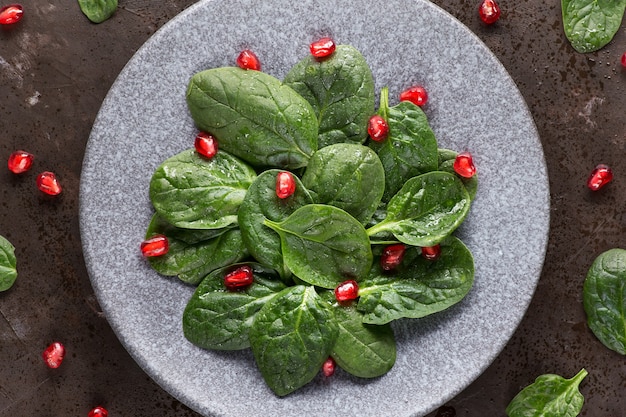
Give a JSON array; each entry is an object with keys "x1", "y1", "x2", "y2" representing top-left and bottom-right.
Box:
[
  {"x1": 358, "y1": 236, "x2": 474, "y2": 325},
  {"x1": 368, "y1": 87, "x2": 438, "y2": 201},
  {"x1": 183, "y1": 263, "x2": 286, "y2": 351},
  {"x1": 583, "y1": 248, "x2": 626, "y2": 355},
  {"x1": 438, "y1": 148, "x2": 478, "y2": 200},
  {"x1": 283, "y1": 44, "x2": 375, "y2": 148},
  {"x1": 238, "y1": 170, "x2": 313, "y2": 279},
  {"x1": 149, "y1": 149, "x2": 256, "y2": 229},
  {"x1": 506, "y1": 369, "x2": 587, "y2": 417},
  {"x1": 562, "y1": 0, "x2": 626, "y2": 53},
  {"x1": 366, "y1": 171, "x2": 471, "y2": 247},
  {"x1": 302, "y1": 143, "x2": 385, "y2": 224},
  {"x1": 249, "y1": 285, "x2": 338, "y2": 396},
  {"x1": 77, "y1": 0, "x2": 117, "y2": 23},
  {"x1": 186, "y1": 67, "x2": 318, "y2": 169},
  {"x1": 264, "y1": 204, "x2": 373, "y2": 289},
  {"x1": 0, "y1": 235, "x2": 17, "y2": 292},
  {"x1": 145, "y1": 214, "x2": 248, "y2": 285}
]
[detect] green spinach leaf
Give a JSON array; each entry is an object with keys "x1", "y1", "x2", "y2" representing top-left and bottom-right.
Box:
[
  {"x1": 562, "y1": 0, "x2": 626, "y2": 53},
  {"x1": 506, "y1": 369, "x2": 587, "y2": 417},
  {"x1": 438, "y1": 148, "x2": 478, "y2": 200},
  {"x1": 302, "y1": 143, "x2": 385, "y2": 224},
  {"x1": 0, "y1": 235, "x2": 17, "y2": 292},
  {"x1": 368, "y1": 87, "x2": 438, "y2": 201},
  {"x1": 264, "y1": 204, "x2": 372, "y2": 289},
  {"x1": 186, "y1": 67, "x2": 318, "y2": 169},
  {"x1": 366, "y1": 171, "x2": 471, "y2": 247},
  {"x1": 583, "y1": 248, "x2": 626, "y2": 355},
  {"x1": 149, "y1": 149, "x2": 256, "y2": 229},
  {"x1": 283, "y1": 44, "x2": 375, "y2": 148},
  {"x1": 358, "y1": 236, "x2": 474, "y2": 324},
  {"x1": 77, "y1": 0, "x2": 117, "y2": 23},
  {"x1": 238, "y1": 170, "x2": 313, "y2": 279},
  {"x1": 183, "y1": 263, "x2": 286, "y2": 351},
  {"x1": 249, "y1": 285, "x2": 338, "y2": 396}
]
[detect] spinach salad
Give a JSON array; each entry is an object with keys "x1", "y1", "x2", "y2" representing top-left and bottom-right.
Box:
[{"x1": 143, "y1": 43, "x2": 478, "y2": 396}]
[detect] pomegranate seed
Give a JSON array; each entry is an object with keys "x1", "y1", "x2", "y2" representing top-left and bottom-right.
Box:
[
  {"x1": 334, "y1": 280, "x2": 359, "y2": 302},
  {"x1": 194, "y1": 132, "x2": 218, "y2": 159},
  {"x1": 140, "y1": 234, "x2": 169, "y2": 257},
  {"x1": 587, "y1": 164, "x2": 613, "y2": 191},
  {"x1": 322, "y1": 357, "x2": 336, "y2": 377},
  {"x1": 421, "y1": 244, "x2": 441, "y2": 260},
  {"x1": 36, "y1": 171, "x2": 62, "y2": 195},
  {"x1": 367, "y1": 115, "x2": 389, "y2": 142},
  {"x1": 88, "y1": 406, "x2": 108, "y2": 417},
  {"x1": 0, "y1": 4, "x2": 23, "y2": 25},
  {"x1": 276, "y1": 171, "x2": 296, "y2": 199},
  {"x1": 380, "y1": 244, "x2": 406, "y2": 271},
  {"x1": 621, "y1": 52, "x2": 626, "y2": 68},
  {"x1": 399, "y1": 86, "x2": 428, "y2": 107},
  {"x1": 224, "y1": 265, "x2": 254, "y2": 290},
  {"x1": 309, "y1": 37, "x2": 336, "y2": 59},
  {"x1": 453, "y1": 152, "x2": 476, "y2": 178},
  {"x1": 8, "y1": 150, "x2": 34, "y2": 174},
  {"x1": 42, "y1": 342, "x2": 65, "y2": 369},
  {"x1": 236, "y1": 49, "x2": 261, "y2": 71},
  {"x1": 479, "y1": 0, "x2": 501, "y2": 24}
]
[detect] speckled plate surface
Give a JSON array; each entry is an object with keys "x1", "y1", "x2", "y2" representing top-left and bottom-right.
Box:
[{"x1": 79, "y1": 0, "x2": 549, "y2": 415}]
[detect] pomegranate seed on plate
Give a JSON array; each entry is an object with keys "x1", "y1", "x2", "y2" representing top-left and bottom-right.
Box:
[
  {"x1": 224, "y1": 265, "x2": 254, "y2": 290},
  {"x1": 367, "y1": 115, "x2": 389, "y2": 142},
  {"x1": 322, "y1": 357, "x2": 336, "y2": 377},
  {"x1": 587, "y1": 164, "x2": 613, "y2": 191},
  {"x1": 140, "y1": 234, "x2": 169, "y2": 257},
  {"x1": 276, "y1": 171, "x2": 296, "y2": 199},
  {"x1": 479, "y1": 0, "x2": 501, "y2": 24},
  {"x1": 309, "y1": 37, "x2": 336, "y2": 59},
  {"x1": 453, "y1": 152, "x2": 476, "y2": 178},
  {"x1": 194, "y1": 132, "x2": 218, "y2": 159},
  {"x1": 421, "y1": 244, "x2": 441, "y2": 260},
  {"x1": 334, "y1": 280, "x2": 359, "y2": 302},
  {"x1": 8, "y1": 150, "x2": 34, "y2": 174},
  {"x1": 380, "y1": 244, "x2": 406, "y2": 271},
  {"x1": 42, "y1": 342, "x2": 65, "y2": 369},
  {"x1": 88, "y1": 406, "x2": 108, "y2": 417},
  {"x1": 0, "y1": 4, "x2": 23, "y2": 25},
  {"x1": 36, "y1": 171, "x2": 62, "y2": 195},
  {"x1": 236, "y1": 49, "x2": 261, "y2": 71},
  {"x1": 399, "y1": 86, "x2": 428, "y2": 107}
]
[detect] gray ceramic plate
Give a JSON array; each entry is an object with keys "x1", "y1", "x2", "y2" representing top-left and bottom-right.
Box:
[{"x1": 79, "y1": 0, "x2": 549, "y2": 415}]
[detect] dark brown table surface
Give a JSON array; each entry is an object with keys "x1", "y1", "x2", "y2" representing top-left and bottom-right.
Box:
[{"x1": 1, "y1": 1, "x2": 625, "y2": 416}]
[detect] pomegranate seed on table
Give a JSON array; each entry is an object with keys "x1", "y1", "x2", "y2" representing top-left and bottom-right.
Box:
[
  {"x1": 453, "y1": 152, "x2": 476, "y2": 178},
  {"x1": 479, "y1": 0, "x2": 501, "y2": 24},
  {"x1": 399, "y1": 86, "x2": 428, "y2": 107},
  {"x1": 88, "y1": 406, "x2": 108, "y2": 417},
  {"x1": 621, "y1": 52, "x2": 626, "y2": 68},
  {"x1": 275, "y1": 171, "x2": 296, "y2": 199},
  {"x1": 587, "y1": 164, "x2": 613, "y2": 191},
  {"x1": 0, "y1": 4, "x2": 23, "y2": 25},
  {"x1": 224, "y1": 265, "x2": 254, "y2": 290},
  {"x1": 367, "y1": 115, "x2": 389, "y2": 142},
  {"x1": 380, "y1": 244, "x2": 406, "y2": 271},
  {"x1": 334, "y1": 280, "x2": 359, "y2": 302},
  {"x1": 322, "y1": 357, "x2": 336, "y2": 377},
  {"x1": 309, "y1": 37, "x2": 336, "y2": 59},
  {"x1": 236, "y1": 49, "x2": 261, "y2": 71},
  {"x1": 7, "y1": 150, "x2": 34, "y2": 174},
  {"x1": 140, "y1": 234, "x2": 169, "y2": 257},
  {"x1": 194, "y1": 131, "x2": 218, "y2": 159},
  {"x1": 42, "y1": 342, "x2": 65, "y2": 369},
  {"x1": 421, "y1": 244, "x2": 441, "y2": 260},
  {"x1": 36, "y1": 171, "x2": 62, "y2": 195}
]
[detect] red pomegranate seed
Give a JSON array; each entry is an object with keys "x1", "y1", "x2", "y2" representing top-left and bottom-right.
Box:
[
  {"x1": 310, "y1": 37, "x2": 336, "y2": 59},
  {"x1": 479, "y1": 0, "x2": 501, "y2": 24},
  {"x1": 42, "y1": 342, "x2": 65, "y2": 369},
  {"x1": 399, "y1": 86, "x2": 428, "y2": 107},
  {"x1": 194, "y1": 132, "x2": 218, "y2": 159},
  {"x1": 334, "y1": 280, "x2": 359, "y2": 302},
  {"x1": 236, "y1": 49, "x2": 261, "y2": 71},
  {"x1": 276, "y1": 171, "x2": 296, "y2": 199},
  {"x1": 88, "y1": 406, "x2": 108, "y2": 417},
  {"x1": 224, "y1": 265, "x2": 254, "y2": 290},
  {"x1": 621, "y1": 52, "x2": 626, "y2": 68},
  {"x1": 367, "y1": 115, "x2": 389, "y2": 142},
  {"x1": 587, "y1": 164, "x2": 613, "y2": 191},
  {"x1": 421, "y1": 244, "x2": 441, "y2": 260},
  {"x1": 36, "y1": 171, "x2": 62, "y2": 195},
  {"x1": 380, "y1": 244, "x2": 406, "y2": 271},
  {"x1": 8, "y1": 150, "x2": 34, "y2": 174},
  {"x1": 0, "y1": 4, "x2": 23, "y2": 25},
  {"x1": 322, "y1": 357, "x2": 336, "y2": 377},
  {"x1": 140, "y1": 234, "x2": 169, "y2": 257},
  {"x1": 453, "y1": 152, "x2": 476, "y2": 178}
]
